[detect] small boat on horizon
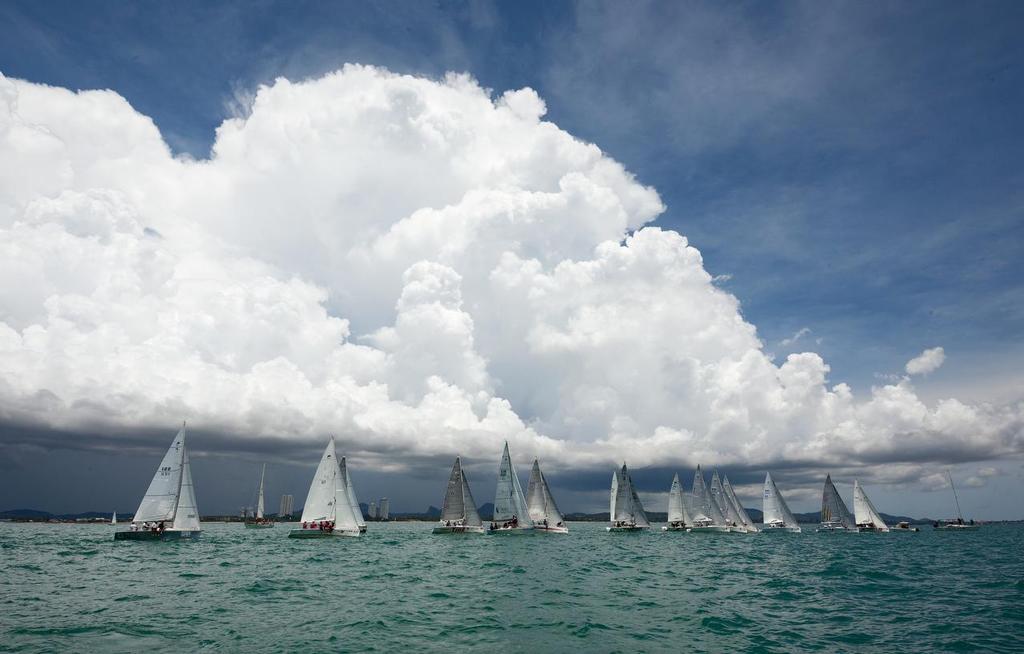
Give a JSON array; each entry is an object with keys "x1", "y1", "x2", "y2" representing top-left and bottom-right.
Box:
[
  {"x1": 489, "y1": 442, "x2": 535, "y2": 534},
  {"x1": 853, "y1": 480, "x2": 889, "y2": 532},
  {"x1": 607, "y1": 463, "x2": 650, "y2": 532},
  {"x1": 433, "y1": 456, "x2": 485, "y2": 534},
  {"x1": 244, "y1": 463, "x2": 274, "y2": 529},
  {"x1": 817, "y1": 474, "x2": 857, "y2": 533},
  {"x1": 110, "y1": 511, "x2": 117, "y2": 526},
  {"x1": 114, "y1": 424, "x2": 200, "y2": 541},
  {"x1": 762, "y1": 472, "x2": 801, "y2": 532},
  {"x1": 289, "y1": 438, "x2": 361, "y2": 538},
  {"x1": 527, "y1": 458, "x2": 568, "y2": 534}
]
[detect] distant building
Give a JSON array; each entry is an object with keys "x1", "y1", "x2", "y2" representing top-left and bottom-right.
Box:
[
  {"x1": 279, "y1": 494, "x2": 294, "y2": 519},
  {"x1": 368, "y1": 501, "x2": 378, "y2": 519},
  {"x1": 379, "y1": 498, "x2": 389, "y2": 521}
]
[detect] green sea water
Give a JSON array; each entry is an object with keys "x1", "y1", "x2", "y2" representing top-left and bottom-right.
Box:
[{"x1": 2, "y1": 521, "x2": 1022, "y2": 653}]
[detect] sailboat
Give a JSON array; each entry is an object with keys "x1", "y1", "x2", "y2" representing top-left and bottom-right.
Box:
[
  {"x1": 433, "y1": 456, "x2": 485, "y2": 534},
  {"x1": 853, "y1": 480, "x2": 889, "y2": 532},
  {"x1": 722, "y1": 475, "x2": 759, "y2": 533},
  {"x1": 110, "y1": 511, "x2": 117, "y2": 526},
  {"x1": 527, "y1": 459, "x2": 568, "y2": 533},
  {"x1": 489, "y1": 442, "x2": 535, "y2": 534},
  {"x1": 688, "y1": 465, "x2": 729, "y2": 532},
  {"x1": 289, "y1": 438, "x2": 361, "y2": 538},
  {"x1": 663, "y1": 473, "x2": 691, "y2": 531},
  {"x1": 607, "y1": 463, "x2": 650, "y2": 532},
  {"x1": 244, "y1": 464, "x2": 274, "y2": 528},
  {"x1": 817, "y1": 474, "x2": 856, "y2": 532},
  {"x1": 340, "y1": 457, "x2": 367, "y2": 533},
  {"x1": 114, "y1": 424, "x2": 200, "y2": 541},
  {"x1": 935, "y1": 470, "x2": 980, "y2": 530},
  {"x1": 762, "y1": 472, "x2": 801, "y2": 532}
]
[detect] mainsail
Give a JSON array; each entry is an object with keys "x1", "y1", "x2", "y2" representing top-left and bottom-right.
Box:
[
  {"x1": 526, "y1": 459, "x2": 565, "y2": 526},
  {"x1": 340, "y1": 456, "x2": 366, "y2": 530},
  {"x1": 460, "y1": 464, "x2": 483, "y2": 527},
  {"x1": 763, "y1": 472, "x2": 800, "y2": 530},
  {"x1": 667, "y1": 473, "x2": 691, "y2": 525},
  {"x1": 255, "y1": 463, "x2": 266, "y2": 519},
  {"x1": 722, "y1": 475, "x2": 758, "y2": 532},
  {"x1": 171, "y1": 439, "x2": 200, "y2": 531},
  {"x1": 493, "y1": 442, "x2": 533, "y2": 525},
  {"x1": 610, "y1": 463, "x2": 649, "y2": 526},
  {"x1": 133, "y1": 428, "x2": 186, "y2": 523},
  {"x1": 853, "y1": 480, "x2": 889, "y2": 531},
  {"x1": 111, "y1": 511, "x2": 117, "y2": 525},
  {"x1": 300, "y1": 439, "x2": 340, "y2": 524},
  {"x1": 821, "y1": 474, "x2": 855, "y2": 529},
  {"x1": 710, "y1": 470, "x2": 741, "y2": 527}
]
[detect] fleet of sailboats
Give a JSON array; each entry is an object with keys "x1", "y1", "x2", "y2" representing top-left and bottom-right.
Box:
[
  {"x1": 107, "y1": 426, "x2": 976, "y2": 539},
  {"x1": 114, "y1": 424, "x2": 200, "y2": 541},
  {"x1": 527, "y1": 459, "x2": 568, "y2": 533}
]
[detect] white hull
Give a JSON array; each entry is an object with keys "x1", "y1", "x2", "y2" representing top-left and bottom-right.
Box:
[
  {"x1": 689, "y1": 525, "x2": 731, "y2": 533},
  {"x1": 662, "y1": 525, "x2": 691, "y2": 532},
  {"x1": 432, "y1": 525, "x2": 485, "y2": 534},
  {"x1": 288, "y1": 528, "x2": 361, "y2": 539},
  {"x1": 487, "y1": 525, "x2": 536, "y2": 535},
  {"x1": 534, "y1": 525, "x2": 569, "y2": 534},
  {"x1": 817, "y1": 524, "x2": 858, "y2": 533},
  {"x1": 934, "y1": 524, "x2": 980, "y2": 531},
  {"x1": 607, "y1": 525, "x2": 648, "y2": 532},
  {"x1": 761, "y1": 524, "x2": 802, "y2": 533}
]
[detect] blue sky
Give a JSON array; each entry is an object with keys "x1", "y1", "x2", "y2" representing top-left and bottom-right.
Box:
[{"x1": 1, "y1": 1, "x2": 1022, "y2": 516}]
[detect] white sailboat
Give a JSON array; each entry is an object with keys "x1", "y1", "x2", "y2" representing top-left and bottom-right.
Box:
[
  {"x1": 935, "y1": 470, "x2": 980, "y2": 531},
  {"x1": 244, "y1": 463, "x2": 274, "y2": 528},
  {"x1": 489, "y1": 442, "x2": 535, "y2": 534},
  {"x1": 762, "y1": 472, "x2": 801, "y2": 532},
  {"x1": 340, "y1": 456, "x2": 367, "y2": 533},
  {"x1": 289, "y1": 438, "x2": 361, "y2": 538},
  {"x1": 607, "y1": 463, "x2": 650, "y2": 532},
  {"x1": 688, "y1": 465, "x2": 729, "y2": 532},
  {"x1": 115, "y1": 424, "x2": 200, "y2": 541},
  {"x1": 111, "y1": 511, "x2": 117, "y2": 526},
  {"x1": 663, "y1": 473, "x2": 692, "y2": 531},
  {"x1": 722, "y1": 475, "x2": 759, "y2": 533},
  {"x1": 527, "y1": 459, "x2": 568, "y2": 534},
  {"x1": 853, "y1": 480, "x2": 889, "y2": 532},
  {"x1": 433, "y1": 456, "x2": 485, "y2": 534},
  {"x1": 817, "y1": 474, "x2": 856, "y2": 532}
]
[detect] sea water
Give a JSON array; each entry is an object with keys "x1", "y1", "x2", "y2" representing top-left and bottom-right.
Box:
[{"x1": 1, "y1": 521, "x2": 1022, "y2": 653}]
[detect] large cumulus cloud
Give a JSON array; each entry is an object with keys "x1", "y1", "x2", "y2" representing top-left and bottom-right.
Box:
[{"x1": 0, "y1": 65, "x2": 1021, "y2": 481}]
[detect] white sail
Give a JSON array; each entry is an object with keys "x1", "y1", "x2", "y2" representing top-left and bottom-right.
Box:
[
  {"x1": 493, "y1": 442, "x2": 533, "y2": 526},
  {"x1": 710, "y1": 470, "x2": 740, "y2": 527},
  {"x1": 300, "y1": 439, "x2": 340, "y2": 523},
  {"x1": 821, "y1": 474, "x2": 855, "y2": 529},
  {"x1": 171, "y1": 440, "x2": 200, "y2": 532},
  {"x1": 460, "y1": 466, "x2": 483, "y2": 528},
  {"x1": 132, "y1": 428, "x2": 186, "y2": 523},
  {"x1": 527, "y1": 459, "x2": 565, "y2": 526},
  {"x1": 853, "y1": 480, "x2": 889, "y2": 531},
  {"x1": 722, "y1": 475, "x2": 758, "y2": 532},
  {"x1": 111, "y1": 511, "x2": 117, "y2": 525},
  {"x1": 340, "y1": 456, "x2": 365, "y2": 529},
  {"x1": 667, "y1": 473, "x2": 691, "y2": 524},
  {"x1": 690, "y1": 465, "x2": 726, "y2": 525},
  {"x1": 441, "y1": 457, "x2": 466, "y2": 522},
  {"x1": 763, "y1": 472, "x2": 800, "y2": 529},
  {"x1": 629, "y1": 476, "x2": 651, "y2": 528},
  {"x1": 256, "y1": 463, "x2": 266, "y2": 519}
]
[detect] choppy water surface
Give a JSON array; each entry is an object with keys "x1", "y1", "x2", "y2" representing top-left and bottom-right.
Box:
[{"x1": 1, "y1": 522, "x2": 1022, "y2": 652}]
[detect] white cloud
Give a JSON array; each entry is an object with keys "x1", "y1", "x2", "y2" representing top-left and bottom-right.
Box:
[
  {"x1": 0, "y1": 67, "x2": 1021, "y2": 481},
  {"x1": 905, "y1": 346, "x2": 946, "y2": 376},
  {"x1": 779, "y1": 327, "x2": 811, "y2": 347}
]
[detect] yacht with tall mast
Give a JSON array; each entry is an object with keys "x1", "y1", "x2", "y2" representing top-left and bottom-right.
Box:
[
  {"x1": 114, "y1": 424, "x2": 200, "y2": 541},
  {"x1": 853, "y1": 480, "x2": 889, "y2": 532},
  {"x1": 689, "y1": 465, "x2": 729, "y2": 532},
  {"x1": 527, "y1": 459, "x2": 568, "y2": 533},
  {"x1": 489, "y1": 442, "x2": 535, "y2": 534},
  {"x1": 244, "y1": 463, "x2": 274, "y2": 528},
  {"x1": 817, "y1": 474, "x2": 856, "y2": 532},
  {"x1": 607, "y1": 463, "x2": 650, "y2": 532},
  {"x1": 762, "y1": 472, "x2": 801, "y2": 532},
  {"x1": 289, "y1": 438, "x2": 361, "y2": 538},
  {"x1": 935, "y1": 470, "x2": 980, "y2": 530},
  {"x1": 433, "y1": 456, "x2": 485, "y2": 534},
  {"x1": 722, "y1": 474, "x2": 759, "y2": 532},
  {"x1": 663, "y1": 473, "x2": 691, "y2": 531}
]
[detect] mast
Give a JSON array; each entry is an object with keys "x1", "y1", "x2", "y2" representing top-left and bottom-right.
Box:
[{"x1": 948, "y1": 469, "x2": 964, "y2": 521}]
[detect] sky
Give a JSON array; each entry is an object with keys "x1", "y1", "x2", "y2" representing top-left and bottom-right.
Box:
[{"x1": 0, "y1": 1, "x2": 1022, "y2": 518}]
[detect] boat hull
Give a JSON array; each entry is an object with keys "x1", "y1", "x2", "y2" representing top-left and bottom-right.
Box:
[
  {"x1": 534, "y1": 525, "x2": 569, "y2": 534},
  {"x1": 689, "y1": 525, "x2": 731, "y2": 533},
  {"x1": 288, "y1": 528, "x2": 360, "y2": 539},
  {"x1": 432, "y1": 525, "x2": 485, "y2": 534},
  {"x1": 487, "y1": 525, "x2": 536, "y2": 535},
  {"x1": 606, "y1": 526, "x2": 648, "y2": 532},
  {"x1": 761, "y1": 525, "x2": 802, "y2": 533},
  {"x1": 816, "y1": 524, "x2": 858, "y2": 533},
  {"x1": 662, "y1": 525, "x2": 691, "y2": 532},
  {"x1": 114, "y1": 530, "x2": 200, "y2": 541},
  {"x1": 934, "y1": 524, "x2": 980, "y2": 531},
  {"x1": 244, "y1": 521, "x2": 274, "y2": 529}
]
